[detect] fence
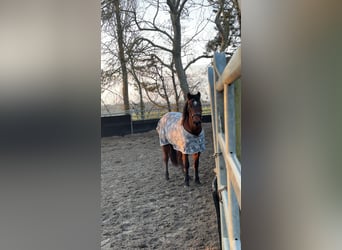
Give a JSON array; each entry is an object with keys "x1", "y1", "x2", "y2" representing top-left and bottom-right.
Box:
[
  {"x1": 101, "y1": 105, "x2": 212, "y2": 137},
  {"x1": 208, "y1": 46, "x2": 241, "y2": 250},
  {"x1": 129, "y1": 103, "x2": 212, "y2": 121},
  {"x1": 101, "y1": 104, "x2": 212, "y2": 121}
]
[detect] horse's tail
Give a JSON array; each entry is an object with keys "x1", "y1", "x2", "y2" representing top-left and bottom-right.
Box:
[{"x1": 169, "y1": 145, "x2": 182, "y2": 167}]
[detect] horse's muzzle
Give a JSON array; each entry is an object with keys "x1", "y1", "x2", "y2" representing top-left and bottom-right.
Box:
[
  {"x1": 194, "y1": 120, "x2": 202, "y2": 126},
  {"x1": 192, "y1": 112, "x2": 202, "y2": 126},
  {"x1": 192, "y1": 113, "x2": 202, "y2": 119}
]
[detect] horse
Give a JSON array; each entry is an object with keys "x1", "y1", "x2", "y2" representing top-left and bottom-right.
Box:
[{"x1": 156, "y1": 92, "x2": 205, "y2": 186}]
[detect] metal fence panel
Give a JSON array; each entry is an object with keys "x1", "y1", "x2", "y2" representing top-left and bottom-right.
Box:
[{"x1": 208, "y1": 48, "x2": 241, "y2": 250}]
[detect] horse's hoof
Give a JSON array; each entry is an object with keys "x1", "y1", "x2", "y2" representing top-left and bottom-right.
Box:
[
  {"x1": 165, "y1": 175, "x2": 170, "y2": 180},
  {"x1": 195, "y1": 179, "x2": 201, "y2": 185},
  {"x1": 184, "y1": 179, "x2": 190, "y2": 187}
]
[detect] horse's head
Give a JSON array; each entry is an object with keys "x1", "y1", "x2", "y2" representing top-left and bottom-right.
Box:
[{"x1": 183, "y1": 92, "x2": 203, "y2": 129}]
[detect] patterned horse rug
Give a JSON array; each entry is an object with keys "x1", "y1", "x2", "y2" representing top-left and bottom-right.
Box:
[{"x1": 156, "y1": 112, "x2": 205, "y2": 154}]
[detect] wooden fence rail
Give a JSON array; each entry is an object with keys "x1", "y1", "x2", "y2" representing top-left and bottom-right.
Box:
[{"x1": 208, "y1": 45, "x2": 241, "y2": 250}]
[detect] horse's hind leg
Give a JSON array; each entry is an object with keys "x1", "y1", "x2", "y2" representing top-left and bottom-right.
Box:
[
  {"x1": 193, "y1": 152, "x2": 201, "y2": 184},
  {"x1": 162, "y1": 145, "x2": 170, "y2": 180}
]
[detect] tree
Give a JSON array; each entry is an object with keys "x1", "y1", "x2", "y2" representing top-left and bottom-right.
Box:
[
  {"x1": 101, "y1": 0, "x2": 138, "y2": 113},
  {"x1": 166, "y1": 0, "x2": 189, "y2": 99},
  {"x1": 133, "y1": 0, "x2": 213, "y2": 101},
  {"x1": 127, "y1": 38, "x2": 175, "y2": 114},
  {"x1": 101, "y1": 0, "x2": 219, "y2": 115},
  {"x1": 206, "y1": 0, "x2": 241, "y2": 53}
]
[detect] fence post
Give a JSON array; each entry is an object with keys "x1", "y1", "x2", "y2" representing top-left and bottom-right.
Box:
[
  {"x1": 213, "y1": 52, "x2": 230, "y2": 249},
  {"x1": 210, "y1": 51, "x2": 241, "y2": 250}
]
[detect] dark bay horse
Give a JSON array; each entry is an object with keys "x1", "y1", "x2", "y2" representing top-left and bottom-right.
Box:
[{"x1": 156, "y1": 92, "x2": 205, "y2": 186}]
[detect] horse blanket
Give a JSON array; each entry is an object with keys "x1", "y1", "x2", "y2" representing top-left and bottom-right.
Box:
[{"x1": 156, "y1": 112, "x2": 205, "y2": 154}]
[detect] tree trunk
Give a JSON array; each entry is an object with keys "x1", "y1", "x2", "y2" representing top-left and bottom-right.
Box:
[
  {"x1": 114, "y1": 0, "x2": 130, "y2": 113},
  {"x1": 137, "y1": 82, "x2": 145, "y2": 119},
  {"x1": 168, "y1": 0, "x2": 190, "y2": 101},
  {"x1": 171, "y1": 63, "x2": 180, "y2": 111},
  {"x1": 162, "y1": 79, "x2": 171, "y2": 112},
  {"x1": 158, "y1": 68, "x2": 171, "y2": 111},
  {"x1": 174, "y1": 54, "x2": 189, "y2": 100},
  {"x1": 128, "y1": 52, "x2": 145, "y2": 120}
]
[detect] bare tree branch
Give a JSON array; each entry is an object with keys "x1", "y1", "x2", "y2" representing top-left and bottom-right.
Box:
[
  {"x1": 179, "y1": 0, "x2": 189, "y2": 15},
  {"x1": 129, "y1": 7, "x2": 173, "y2": 41},
  {"x1": 184, "y1": 54, "x2": 212, "y2": 71},
  {"x1": 135, "y1": 37, "x2": 173, "y2": 54}
]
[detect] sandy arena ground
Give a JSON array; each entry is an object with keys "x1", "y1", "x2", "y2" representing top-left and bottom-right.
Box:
[{"x1": 101, "y1": 122, "x2": 220, "y2": 249}]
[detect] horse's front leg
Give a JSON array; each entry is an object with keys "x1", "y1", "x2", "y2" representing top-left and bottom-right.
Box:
[
  {"x1": 193, "y1": 152, "x2": 201, "y2": 184},
  {"x1": 182, "y1": 153, "x2": 190, "y2": 186},
  {"x1": 162, "y1": 145, "x2": 170, "y2": 180}
]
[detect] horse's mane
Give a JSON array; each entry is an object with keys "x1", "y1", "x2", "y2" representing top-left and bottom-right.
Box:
[{"x1": 182, "y1": 100, "x2": 189, "y2": 124}]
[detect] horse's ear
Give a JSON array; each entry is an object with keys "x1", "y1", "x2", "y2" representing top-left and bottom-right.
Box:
[
  {"x1": 187, "y1": 92, "x2": 192, "y2": 100},
  {"x1": 196, "y1": 91, "x2": 201, "y2": 99}
]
